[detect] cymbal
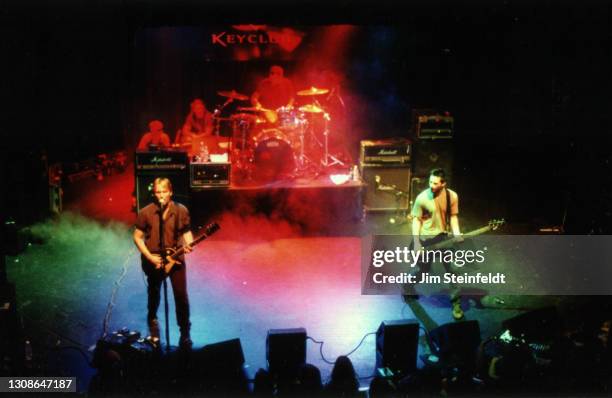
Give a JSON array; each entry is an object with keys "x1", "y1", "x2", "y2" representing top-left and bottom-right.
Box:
[
  {"x1": 297, "y1": 86, "x2": 329, "y2": 96},
  {"x1": 298, "y1": 104, "x2": 324, "y2": 113},
  {"x1": 217, "y1": 90, "x2": 249, "y2": 101},
  {"x1": 236, "y1": 106, "x2": 274, "y2": 112}
]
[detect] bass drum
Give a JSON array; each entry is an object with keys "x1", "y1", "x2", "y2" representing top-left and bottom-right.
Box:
[{"x1": 251, "y1": 129, "x2": 295, "y2": 181}]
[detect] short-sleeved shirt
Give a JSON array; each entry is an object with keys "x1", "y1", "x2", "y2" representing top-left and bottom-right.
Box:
[
  {"x1": 256, "y1": 77, "x2": 294, "y2": 110},
  {"x1": 411, "y1": 188, "x2": 458, "y2": 237},
  {"x1": 183, "y1": 112, "x2": 213, "y2": 136},
  {"x1": 135, "y1": 201, "x2": 191, "y2": 253}
]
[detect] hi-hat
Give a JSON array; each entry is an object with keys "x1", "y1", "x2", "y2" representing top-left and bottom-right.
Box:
[
  {"x1": 297, "y1": 86, "x2": 330, "y2": 96},
  {"x1": 298, "y1": 104, "x2": 324, "y2": 113},
  {"x1": 217, "y1": 90, "x2": 249, "y2": 101}
]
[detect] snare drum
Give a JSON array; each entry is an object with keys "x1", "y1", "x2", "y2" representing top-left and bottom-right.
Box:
[
  {"x1": 276, "y1": 107, "x2": 304, "y2": 130},
  {"x1": 251, "y1": 129, "x2": 295, "y2": 180}
]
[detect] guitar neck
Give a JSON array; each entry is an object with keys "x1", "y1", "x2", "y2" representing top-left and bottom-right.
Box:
[
  {"x1": 426, "y1": 225, "x2": 492, "y2": 250},
  {"x1": 170, "y1": 232, "x2": 211, "y2": 259},
  {"x1": 463, "y1": 225, "x2": 493, "y2": 238}
]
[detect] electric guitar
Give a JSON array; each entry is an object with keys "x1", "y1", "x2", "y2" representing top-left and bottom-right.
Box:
[
  {"x1": 160, "y1": 222, "x2": 220, "y2": 275},
  {"x1": 420, "y1": 219, "x2": 505, "y2": 250}
]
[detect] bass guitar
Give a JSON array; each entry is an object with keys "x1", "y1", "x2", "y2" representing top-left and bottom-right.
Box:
[
  {"x1": 161, "y1": 222, "x2": 220, "y2": 275},
  {"x1": 419, "y1": 219, "x2": 505, "y2": 250}
]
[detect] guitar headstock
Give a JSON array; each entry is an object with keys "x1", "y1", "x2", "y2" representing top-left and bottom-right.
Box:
[
  {"x1": 204, "y1": 222, "x2": 221, "y2": 236},
  {"x1": 488, "y1": 219, "x2": 505, "y2": 231}
]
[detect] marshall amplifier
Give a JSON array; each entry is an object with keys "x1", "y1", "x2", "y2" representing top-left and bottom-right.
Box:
[
  {"x1": 135, "y1": 149, "x2": 189, "y2": 171},
  {"x1": 135, "y1": 149, "x2": 189, "y2": 211},
  {"x1": 190, "y1": 162, "x2": 231, "y2": 188},
  {"x1": 360, "y1": 139, "x2": 411, "y2": 211},
  {"x1": 359, "y1": 139, "x2": 411, "y2": 166},
  {"x1": 416, "y1": 114, "x2": 453, "y2": 140}
]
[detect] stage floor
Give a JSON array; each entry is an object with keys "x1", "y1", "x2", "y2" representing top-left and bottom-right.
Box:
[{"x1": 6, "y1": 167, "x2": 559, "y2": 392}]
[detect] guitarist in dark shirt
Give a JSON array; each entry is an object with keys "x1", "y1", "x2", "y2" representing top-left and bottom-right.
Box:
[
  {"x1": 133, "y1": 177, "x2": 194, "y2": 349},
  {"x1": 407, "y1": 168, "x2": 465, "y2": 320}
]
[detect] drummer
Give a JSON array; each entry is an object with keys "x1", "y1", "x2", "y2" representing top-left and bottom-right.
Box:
[
  {"x1": 251, "y1": 65, "x2": 295, "y2": 112},
  {"x1": 175, "y1": 98, "x2": 214, "y2": 146}
]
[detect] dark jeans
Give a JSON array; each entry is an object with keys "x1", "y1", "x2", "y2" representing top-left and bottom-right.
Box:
[
  {"x1": 405, "y1": 235, "x2": 461, "y2": 303},
  {"x1": 408, "y1": 258, "x2": 461, "y2": 303},
  {"x1": 142, "y1": 259, "x2": 191, "y2": 331}
]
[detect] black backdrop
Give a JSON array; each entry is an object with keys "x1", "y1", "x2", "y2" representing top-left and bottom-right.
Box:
[
  {"x1": 3, "y1": 0, "x2": 610, "y2": 160},
  {"x1": 1, "y1": 0, "x2": 611, "y2": 230}
]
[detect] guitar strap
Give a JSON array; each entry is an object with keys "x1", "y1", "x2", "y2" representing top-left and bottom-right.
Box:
[{"x1": 445, "y1": 188, "x2": 451, "y2": 233}]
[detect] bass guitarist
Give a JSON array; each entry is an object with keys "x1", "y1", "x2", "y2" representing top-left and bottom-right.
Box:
[
  {"x1": 133, "y1": 177, "x2": 194, "y2": 349},
  {"x1": 407, "y1": 168, "x2": 465, "y2": 320}
]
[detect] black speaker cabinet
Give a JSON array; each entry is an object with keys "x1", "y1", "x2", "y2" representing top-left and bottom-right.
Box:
[
  {"x1": 376, "y1": 319, "x2": 420, "y2": 376},
  {"x1": 198, "y1": 338, "x2": 245, "y2": 370},
  {"x1": 266, "y1": 328, "x2": 307, "y2": 376},
  {"x1": 412, "y1": 140, "x2": 454, "y2": 181},
  {"x1": 409, "y1": 176, "x2": 429, "y2": 210},
  {"x1": 501, "y1": 307, "x2": 560, "y2": 342},
  {"x1": 135, "y1": 173, "x2": 190, "y2": 211},
  {"x1": 429, "y1": 320, "x2": 481, "y2": 367},
  {"x1": 5, "y1": 149, "x2": 50, "y2": 224},
  {"x1": 135, "y1": 150, "x2": 189, "y2": 211},
  {"x1": 361, "y1": 165, "x2": 411, "y2": 211}
]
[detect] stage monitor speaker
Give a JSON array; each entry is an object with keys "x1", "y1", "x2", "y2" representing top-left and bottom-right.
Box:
[
  {"x1": 429, "y1": 321, "x2": 481, "y2": 368},
  {"x1": 376, "y1": 319, "x2": 420, "y2": 376},
  {"x1": 412, "y1": 140, "x2": 454, "y2": 181},
  {"x1": 266, "y1": 328, "x2": 307, "y2": 376},
  {"x1": 501, "y1": 306, "x2": 560, "y2": 342},
  {"x1": 361, "y1": 165, "x2": 411, "y2": 210},
  {"x1": 198, "y1": 338, "x2": 245, "y2": 371}
]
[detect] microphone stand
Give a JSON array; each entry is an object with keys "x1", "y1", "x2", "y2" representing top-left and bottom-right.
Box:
[
  {"x1": 213, "y1": 97, "x2": 234, "y2": 136},
  {"x1": 158, "y1": 202, "x2": 171, "y2": 353},
  {"x1": 213, "y1": 98, "x2": 236, "y2": 165}
]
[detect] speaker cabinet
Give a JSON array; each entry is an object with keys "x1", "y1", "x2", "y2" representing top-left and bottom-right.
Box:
[
  {"x1": 429, "y1": 321, "x2": 481, "y2": 368},
  {"x1": 376, "y1": 319, "x2": 420, "y2": 376},
  {"x1": 409, "y1": 176, "x2": 429, "y2": 210},
  {"x1": 134, "y1": 151, "x2": 190, "y2": 211},
  {"x1": 266, "y1": 328, "x2": 307, "y2": 376},
  {"x1": 361, "y1": 165, "x2": 411, "y2": 210},
  {"x1": 412, "y1": 140, "x2": 454, "y2": 181},
  {"x1": 501, "y1": 307, "x2": 560, "y2": 342},
  {"x1": 5, "y1": 149, "x2": 50, "y2": 224},
  {"x1": 199, "y1": 338, "x2": 245, "y2": 370},
  {"x1": 135, "y1": 173, "x2": 190, "y2": 211}
]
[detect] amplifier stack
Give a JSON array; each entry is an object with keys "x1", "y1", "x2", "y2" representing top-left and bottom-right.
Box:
[
  {"x1": 135, "y1": 149, "x2": 190, "y2": 211},
  {"x1": 359, "y1": 139, "x2": 412, "y2": 231},
  {"x1": 410, "y1": 110, "x2": 455, "y2": 208}
]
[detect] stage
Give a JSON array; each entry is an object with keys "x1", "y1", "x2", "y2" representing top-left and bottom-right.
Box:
[
  {"x1": 3, "y1": 3, "x2": 612, "y2": 394},
  {"x1": 5, "y1": 166, "x2": 563, "y2": 392}
]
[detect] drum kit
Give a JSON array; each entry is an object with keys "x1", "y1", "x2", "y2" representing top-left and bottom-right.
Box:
[{"x1": 211, "y1": 86, "x2": 344, "y2": 182}]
